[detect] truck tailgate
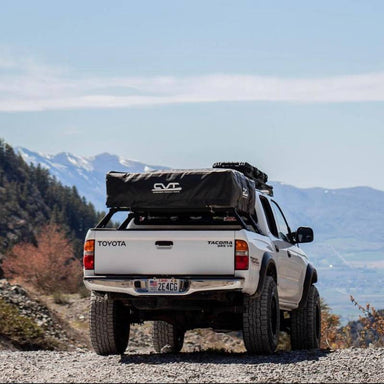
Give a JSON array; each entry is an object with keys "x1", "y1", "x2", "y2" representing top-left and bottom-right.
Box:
[{"x1": 93, "y1": 231, "x2": 236, "y2": 275}]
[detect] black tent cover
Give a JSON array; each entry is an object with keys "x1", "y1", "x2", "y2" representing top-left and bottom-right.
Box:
[{"x1": 106, "y1": 168, "x2": 256, "y2": 214}]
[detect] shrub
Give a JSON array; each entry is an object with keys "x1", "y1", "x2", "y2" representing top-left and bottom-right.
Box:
[
  {"x1": 349, "y1": 296, "x2": 384, "y2": 347},
  {"x1": 3, "y1": 224, "x2": 82, "y2": 294},
  {"x1": 319, "y1": 297, "x2": 384, "y2": 349},
  {"x1": 320, "y1": 299, "x2": 351, "y2": 349},
  {"x1": 0, "y1": 298, "x2": 57, "y2": 350}
]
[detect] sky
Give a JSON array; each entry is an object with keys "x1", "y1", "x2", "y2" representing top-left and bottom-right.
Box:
[{"x1": 1, "y1": 0, "x2": 384, "y2": 190}]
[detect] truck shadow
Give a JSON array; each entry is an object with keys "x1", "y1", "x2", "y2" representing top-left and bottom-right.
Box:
[{"x1": 119, "y1": 349, "x2": 331, "y2": 365}]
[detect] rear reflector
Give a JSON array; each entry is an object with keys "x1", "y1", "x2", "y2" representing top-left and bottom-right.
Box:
[
  {"x1": 235, "y1": 255, "x2": 249, "y2": 270},
  {"x1": 235, "y1": 240, "x2": 249, "y2": 270},
  {"x1": 83, "y1": 240, "x2": 95, "y2": 270},
  {"x1": 83, "y1": 254, "x2": 94, "y2": 270}
]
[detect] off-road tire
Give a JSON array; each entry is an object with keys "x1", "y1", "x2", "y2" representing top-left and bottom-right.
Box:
[
  {"x1": 243, "y1": 276, "x2": 280, "y2": 354},
  {"x1": 89, "y1": 292, "x2": 130, "y2": 355},
  {"x1": 290, "y1": 285, "x2": 321, "y2": 350},
  {"x1": 152, "y1": 321, "x2": 185, "y2": 353}
]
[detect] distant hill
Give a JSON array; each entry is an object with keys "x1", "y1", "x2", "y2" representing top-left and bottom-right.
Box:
[
  {"x1": 0, "y1": 140, "x2": 102, "y2": 267},
  {"x1": 272, "y1": 181, "x2": 384, "y2": 269},
  {"x1": 15, "y1": 146, "x2": 384, "y2": 323},
  {"x1": 273, "y1": 182, "x2": 384, "y2": 243}
]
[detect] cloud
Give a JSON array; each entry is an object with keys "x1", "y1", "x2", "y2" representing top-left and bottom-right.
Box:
[
  {"x1": 62, "y1": 127, "x2": 82, "y2": 136},
  {"x1": 1, "y1": 53, "x2": 384, "y2": 112}
]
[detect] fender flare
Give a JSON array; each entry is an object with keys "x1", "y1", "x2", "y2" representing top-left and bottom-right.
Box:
[
  {"x1": 252, "y1": 252, "x2": 277, "y2": 298},
  {"x1": 298, "y1": 263, "x2": 318, "y2": 309}
]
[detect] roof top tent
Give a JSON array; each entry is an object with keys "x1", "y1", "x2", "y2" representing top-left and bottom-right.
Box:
[
  {"x1": 106, "y1": 167, "x2": 256, "y2": 214},
  {"x1": 100, "y1": 162, "x2": 272, "y2": 232}
]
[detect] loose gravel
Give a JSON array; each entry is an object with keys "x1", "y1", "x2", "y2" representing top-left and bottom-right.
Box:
[{"x1": 0, "y1": 348, "x2": 383, "y2": 383}]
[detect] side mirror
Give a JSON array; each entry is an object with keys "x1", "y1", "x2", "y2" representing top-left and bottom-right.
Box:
[{"x1": 295, "y1": 227, "x2": 314, "y2": 243}]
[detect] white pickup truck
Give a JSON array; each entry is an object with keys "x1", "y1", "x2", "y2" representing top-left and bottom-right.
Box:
[{"x1": 83, "y1": 162, "x2": 320, "y2": 355}]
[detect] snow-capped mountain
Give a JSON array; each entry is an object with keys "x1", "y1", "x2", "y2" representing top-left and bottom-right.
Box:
[{"x1": 16, "y1": 147, "x2": 168, "y2": 212}]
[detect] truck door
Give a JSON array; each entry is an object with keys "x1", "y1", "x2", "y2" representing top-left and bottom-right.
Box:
[{"x1": 260, "y1": 196, "x2": 307, "y2": 306}]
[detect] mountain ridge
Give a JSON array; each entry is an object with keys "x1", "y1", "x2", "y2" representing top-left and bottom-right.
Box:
[{"x1": 17, "y1": 146, "x2": 384, "y2": 211}]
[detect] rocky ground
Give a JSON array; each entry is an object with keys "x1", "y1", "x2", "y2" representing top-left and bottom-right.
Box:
[
  {"x1": 1, "y1": 280, "x2": 383, "y2": 383},
  {"x1": 0, "y1": 348, "x2": 383, "y2": 383}
]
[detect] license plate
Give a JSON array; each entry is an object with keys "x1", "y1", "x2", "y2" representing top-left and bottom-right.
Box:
[{"x1": 148, "y1": 278, "x2": 180, "y2": 293}]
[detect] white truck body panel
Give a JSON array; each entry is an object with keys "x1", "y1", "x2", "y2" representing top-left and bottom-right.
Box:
[{"x1": 93, "y1": 230, "x2": 236, "y2": 276}]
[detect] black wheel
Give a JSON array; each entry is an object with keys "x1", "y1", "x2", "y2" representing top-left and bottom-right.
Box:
[
  {"x1": 89, "y1": 292, "x2": 130, "y2": 355},
  {"x1": 243, "y1": 276, "x2": 280, "y2": 354},
  {"x1": 291, "y1": 285, "x2": 321, "y2": 350},
  {"x1": 152, "y1": 321, "x2": 185, "y2": 353}
]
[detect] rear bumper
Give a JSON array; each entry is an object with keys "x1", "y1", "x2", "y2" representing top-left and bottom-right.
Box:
[{"x1": 84, "y1": 276, "x2": 244, "y2": 296}]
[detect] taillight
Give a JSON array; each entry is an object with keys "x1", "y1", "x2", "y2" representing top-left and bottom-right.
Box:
[
  {"x1": 83, "y1": 240, "x2": 95, "y2": 270},
  {"x1": 235, "y1": 240, "x2": 249, "y2": 270}
]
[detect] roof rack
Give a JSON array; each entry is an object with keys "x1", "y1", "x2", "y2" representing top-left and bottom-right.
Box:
[{"x1": 212, "y1": 162, "x2": 273, "y2": 196}]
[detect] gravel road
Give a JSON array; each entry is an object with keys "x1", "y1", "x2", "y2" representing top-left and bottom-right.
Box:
[{"x1": 0, "y1": 348, "x2": 383, "y2": 383}]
